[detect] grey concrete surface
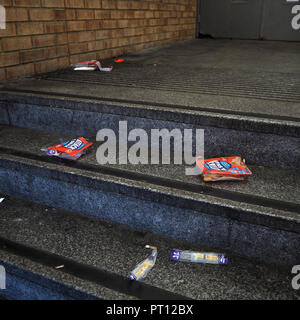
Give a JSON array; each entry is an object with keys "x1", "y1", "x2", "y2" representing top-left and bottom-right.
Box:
[
  {"x1": 2, "y1": 91, "x2": 299, "y2": 137},
  {"x1": 1, "y1": 40, "x2": 299, "y2": 171},
  {"x1": 0, "y1": 97, "x2": 299, "y2": 170},
  {"x1": 1, "y1": 39, "x2": 300, "y2": 119},
  {"x1": 0, "y1": 253, "x2": 132, "y2": 300},
  {"x1": 0, "y1": 125, "x2": 299, "y2": 207},
  {"x1": 1, "y1": 164, "x2": 299, "y2": 267},
  {"x1": 0, "y1": 259, "x2": 103, "y2": 300},
  {"x1": 0, "y1": 194, "x2": 298, "y2": 300},
  {"x1": 0, "y1": 125, "x2": 299, "y2": 266},
  {"x1": 0, "y1": 38, "x2": 299, "y2": 300}
]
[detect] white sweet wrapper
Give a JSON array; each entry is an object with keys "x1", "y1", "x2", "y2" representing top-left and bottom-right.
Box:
[{"x1": 72, "y1": 60, "x2": 113, "y2": 72}]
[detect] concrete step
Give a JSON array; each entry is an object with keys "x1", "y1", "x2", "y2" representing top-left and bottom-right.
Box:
[
  {"x1": 0, "y1": 194, "x2": 298, "y2": 300},
  {"x1": 0, "y1": 89, "x2": 299, "y2": 170},
  {"x1": 0, "y1": 125, "x2": 299, "y2": 267}
]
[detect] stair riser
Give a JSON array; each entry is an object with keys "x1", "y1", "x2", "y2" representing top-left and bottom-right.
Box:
[
  {"x1": 1, "y1": 167, "x2": 299, "y2": 267},
  {"x1": 0, "y1": 260, "x2": 99, "y2": 300},
  {"x1": 1, "y1": 101, "x2": 299, "y2": 170}
]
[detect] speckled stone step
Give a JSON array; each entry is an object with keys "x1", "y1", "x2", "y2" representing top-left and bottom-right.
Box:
[
  {"x1": 0, "y1": 89, "x2": 299, "y2": 170},
  {"x1": 0, "y1": 195, "x2": 298, "y2": 300},
  {"x1": 0, "y1": 125, "x2": 299, "y2": 267}
]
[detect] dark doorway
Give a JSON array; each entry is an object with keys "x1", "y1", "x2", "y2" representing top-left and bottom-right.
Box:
[{"x1": 199, "y1": 0, "x2": 300, "y2": 41}]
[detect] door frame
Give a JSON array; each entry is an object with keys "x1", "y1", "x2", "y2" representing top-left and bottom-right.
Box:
[{"x1": 196, "y1": 0, "x2": 201, "y2": 37}]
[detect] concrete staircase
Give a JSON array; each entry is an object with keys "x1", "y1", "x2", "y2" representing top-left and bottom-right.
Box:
[{"x1": 0, "y1": 57, "x2": 299, "y2": 299}]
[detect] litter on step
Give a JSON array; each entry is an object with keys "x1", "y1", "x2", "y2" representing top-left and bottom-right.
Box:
[
  {"x1": 0, "y1": 198, "x2": 4, "y2": 204},
  {"x1": 114, "y1": 58, "x2": 124, "y2": 63},
  {"x1": 72, "y1": 60, "x2": 113, "y2": 72},
  {"x1": 129, "y1": 245, "x2": 158, "y2": 281},
  {"x1": 196, "y1": 156, "x2": 252, "y2": 182},
  {"x1": 42, "y1": 137, "x2": 93, "y2": 160},
  {"x1": 170, "y1": 249, "x2": 228, "y2": 265}
]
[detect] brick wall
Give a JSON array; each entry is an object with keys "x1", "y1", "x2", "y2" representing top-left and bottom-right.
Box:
[{"x1": 0, "y1": 0, "x2": 197, "y2": 81}]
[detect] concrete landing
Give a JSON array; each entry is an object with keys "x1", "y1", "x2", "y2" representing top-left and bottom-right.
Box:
[{"x1": 1, "y1": 39, "x2": 300, "y2": 119}]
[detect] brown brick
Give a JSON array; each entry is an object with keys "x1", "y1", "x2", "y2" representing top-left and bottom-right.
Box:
[
  {"x1": 129, "y1": 1, "x2": 148, "y2": 10},
  {"x1": 102, "y1": 0, "x2": 116, "y2": 9},
  {"x1": 84, "y1": 0, "x2": 101, "y2": 9},
  {"x1": 149, "y1": 3, "x2": 159, "y2": 10},
  {"x1": 58, "y1": 56, "x2": 69, "y2": 68},
  {"x1": 103, "y1": 38, "x2": 118, "y2": 49},
  {"x1": 2, "y1": 36, "x2": 32, "y2": 51},
  {"x1": 65, "y1": 0, "x2": 85, "y2": 8},
  {"x1": 97, "y1": 48, "x2": 113, "y2": 59},
  {"x1": 77, "y1": 30, "x2": 95, "y2": 42},
  {"x1": 95, "y1": 10, "x2": 111, "y2": 19},
  {"x1": 95, "y1": 29, "x2": 111, "y2": 40},
  {"x1": 41, "y1": 0, "x2": 65, "y2": 7},
  {"x1": 67, "y1": 20, "x2": 86, "y2": 31},
  {"x1": 133, "y1": 11, "x2": 146, "y2": 19},
  {"x1": 78, "y1": 52, "x2": 97, "y2": 61},
  {"x1": 54, "y1": 9, "x2": 66, "y2": 20},
  {"x1": 0, "y1": 52, "x2": 19, "y2": 67},
  {"x1": 35, "y1": 58, "x2": 59, "y2": 73},
  {"x1": 67, "y1": 32, "x2": 77, "y2": 43},
  {"x1": 110, "y1": 10, "x2": 131, "y2": 19},
  {"x1": 116, "y1": 1, "x2": 130, "y2": 10},
  {"x1": 6, "y1": 8, "x2": 28, "y2": 22},
  {"x1": 0, "y1": 23, "x2": 17, "y2": 38},
  {"x1": 0, "y1": 1, "x2": 12, "y2": 7},
  {"x1": 86, "y1": 20, "x2": 103, "y2": 30},
  {"x1": 32, "y1": 34, "x2": 57, "y2": 47},
  {"x1": 94, "y1": 40, "x2": 105, "y2": 50},
  {"x1": 44, "y1": 21, "x2": 66, "y2": 33},
  {"x1": 117, "y1": 20, "x2": 129, "y2": 28},
  {"x1": 0, "y1": 68, "x2": 6, "y2": 82},
  {"x1": 17, "y1": 22, "x2": 44, "y2": 35},
  {"x1": 145, "y1": 11, "x2": 155, "y2": 19},
  {"x1": 102, "y1": 20, "x2": 118, "y2": 29},
  {"x1": 120, "y1": 28, "x2": 135, "y2": 37},
  {"x1": 69, "y1": 42, "x2": 88, "y2": 54},
  {"x1": 30, "y1": 9, "x2": 56, "y2": 21},
  {"x1": 110, "y1": 28, "x2": 123, "y2": 38},
  {"x1": 87, "y1": 41, "x2": 95, "y2": 51},
  {"x1": 13, "y1": 0, "x2": 40, "y2": 7},
  {"x1": 20, "y1": 47, "x2": 56, "y2": 63},
  {"x1": 57, "y1": 33, "x2": 68, "y2": 44},
  {"x1": 66, "y1": 9, "x2": 76, "y2": 20},
  {"x1": 20, "y1": 48, "x2": 45, "y2": 63},
  {"x1": 76, "y1": 9, "x2": 94, "y2": 20},
  {"x1": 69, "y1": 54, "x2": 81, "y2": 64},
  {"x1": 46, "y1": 47, "x2": 58, "y2": 59},
  {"x1": 56, "y1": 45, "x2": 68, "y2": 57},
  {"x1": 6, "y1": 63, "x2": 34, "y2": 80}
]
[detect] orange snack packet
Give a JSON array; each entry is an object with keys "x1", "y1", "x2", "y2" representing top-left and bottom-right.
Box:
[
  {"x1": 196, "y1": 156, "x2": 252, "y2": 182},
  {"x1": 47, "y1": 137, "x2": 93, "y2": 160}
]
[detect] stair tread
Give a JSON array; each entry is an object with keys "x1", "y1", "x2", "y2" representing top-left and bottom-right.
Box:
[
  {"x1": 0, "y1": 125, "x2": 299, "y2": 233},
  {"x1": 0, "y1": 194, "x2": 298, "y2": 300},
  {"x1": 1, "y1": 87, "x2": 299, "y2": 138},
  {"x1": 2, "y1": 43, "x2": 300, "y2": 121},
  {"x1": 0, "y1": 250, "x2": 131, "y2": 300}
]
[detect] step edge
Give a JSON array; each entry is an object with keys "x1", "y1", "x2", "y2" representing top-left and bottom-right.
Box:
[
  {"x1": 1, "y1": 89, "x2": 299, "y2": 138},
  {"x1": 1, "y1": 153, "x2": 299, "y2": 235}
]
